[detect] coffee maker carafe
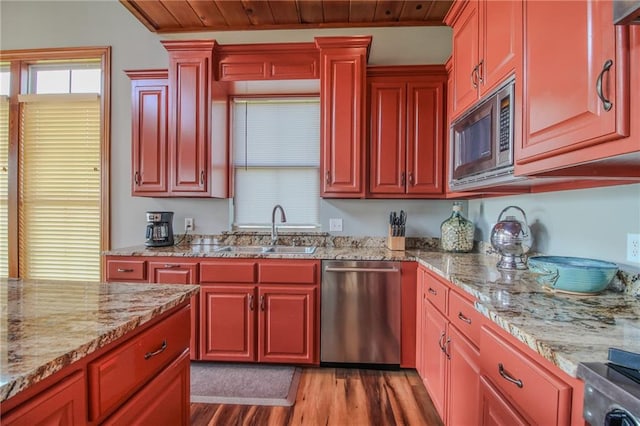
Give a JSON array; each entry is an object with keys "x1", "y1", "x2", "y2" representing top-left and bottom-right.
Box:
[{"x1": 145, "y1": 211, "x2": 174, "y2": 247}]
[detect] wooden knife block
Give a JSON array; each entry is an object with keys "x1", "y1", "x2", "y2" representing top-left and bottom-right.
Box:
[{"x1": 387, "y1": 226, "x2": 405, "y2": 251}]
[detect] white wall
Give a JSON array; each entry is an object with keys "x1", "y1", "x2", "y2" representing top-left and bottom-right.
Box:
[{"x1": 2, "y1": 1, "x2": 639, "y2": 267}]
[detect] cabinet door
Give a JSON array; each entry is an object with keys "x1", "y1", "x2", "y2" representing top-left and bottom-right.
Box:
[
  {"x1": 128, "y1": 71, "x2": 168, "y2": 196},
  {"x1": 199, "y1": 285, "x2": 256, "y2": 362},
  {"x1": 316, "y1": 37, "x2": 370, "y2": 198},
  {"x1": 258, "y1": 285, "x2": 317, "y2": 364},
  {"x1": 369, "y1": 80, "x2": 406, "y2": 195},
  {"x1": 479, "y1": 376, "x2": 528, "y2": 426},
  {"x1": 448, "y1": 325, "x2": 481, "y2": 426},
  {"x1": 163, "y1": 41, "x2": 214, "y2": 195},
  {"x1": 480, "y1": 0, "x2": 522, "y2": 96},
  {"x1": 406, "y1": 81, "x2": 445, "y2": 195},
  {"x1": 2, "y1": 371, "x2": 86, "y2": 426},
  {"x1": 450, "y1": 0, "x2": 480, "y2": 117},
  {"x1": 520, "y1": 0, "x2": 629, "y2": 168},
  {"x1": 422, "y1": 301, "x2": 448, "y2": 421},
  {"x1": 148, "y1": 261, "x2": 199, "y2": 359},
  {"x1": 102, "y1": 351, "x2": 190, "y2": 426}
]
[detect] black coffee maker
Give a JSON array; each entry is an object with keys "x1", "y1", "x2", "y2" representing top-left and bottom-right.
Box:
[{"x1": 145, "y1": 211, "x2": 174, "y2": 247}]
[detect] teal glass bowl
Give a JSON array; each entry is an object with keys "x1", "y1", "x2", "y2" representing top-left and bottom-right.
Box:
[{"x1": 527, "y1": 256, "x2": 618, "y2": 294}]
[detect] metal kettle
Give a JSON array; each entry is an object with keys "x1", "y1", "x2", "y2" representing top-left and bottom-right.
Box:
[{"x1": 490, "y1": 206, "x2": 532, "y2": 270}]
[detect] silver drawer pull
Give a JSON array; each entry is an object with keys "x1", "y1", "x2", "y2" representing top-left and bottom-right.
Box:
[
  {"x1": 144, "y1": 340, "x2": 167, "y2": 360},
  {"x1": 324, "y1": 267, "x2": 400, "y2": 273},
  {"x1": 428, "y1": 287, "x2": 438, "y2": 295},
  {"x1": 498, "y1": 363, "x2": 523, "y2": 388},
  {"x1": 163, "y1": 264, "x2": 179, "y2": 268},
  {"x1": 117, "y1": 268, "x2": 134, "y2": 273},
  {"x1": 457, "y1": 312, "x2": 472, "y2": 324}
]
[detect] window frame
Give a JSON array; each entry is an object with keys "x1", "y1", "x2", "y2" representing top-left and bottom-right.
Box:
[
  {"x1": 229, "y1": 95, "x2": 321, "y2": 232},
  {"x1": 0, "y1": 46, "x2": 111, "y2": 279}
]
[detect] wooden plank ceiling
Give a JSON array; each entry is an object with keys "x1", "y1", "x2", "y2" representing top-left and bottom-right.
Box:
[{"x1": 120, "y1": 0, "x2": 453, "y2": 33}]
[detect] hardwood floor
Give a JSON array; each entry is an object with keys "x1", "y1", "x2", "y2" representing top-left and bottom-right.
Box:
[{"x1": 190, "y1": 367, "x2": 444, "y2": 426}]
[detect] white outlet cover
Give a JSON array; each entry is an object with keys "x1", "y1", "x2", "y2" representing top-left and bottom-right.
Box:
[
  {"x1": 627, "y1": 233, "x2": 640, "y2": 263},
  {"x1": 329, "y1": 218, "x2": 343, "y2": 232}
]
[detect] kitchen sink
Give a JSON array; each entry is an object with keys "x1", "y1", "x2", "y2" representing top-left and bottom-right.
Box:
[{"x1": 213, "y1": 245, "x2": 316, "y2": 254}]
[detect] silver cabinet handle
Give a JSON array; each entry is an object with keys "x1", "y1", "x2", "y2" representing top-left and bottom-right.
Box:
[
  {"x1": 260, "y1": 295, "x2": 265, "y2": 311},
  {"x1": 498, "y1": 363, "x2": 523, "y2": 388},
  {"x1": 325, "y1": 267, "x2": 400, "y2": 273},
  {"x1": 477, "y1": 59, "x2": 484, "y2": 85},
  {"x1": 401, "y1": 172, "x2": 406, "y2": 186},
  {"x1": 428, "y1": 287, "x2": 438, "y2": 295},
  {"x1": 438, "y1": 331, "x2": 446, "y2": 352},
  {"x1": 248, "y1": 294, "x2": 254, "y2": 311},
  {"x1": 596, "y1": 59, "x2": 613, "y2": 112},
  {"x1": 163, "y1": 264, "x2": 179, "y2": 268},
  {"x1": 444, "y1": 337, "x2": 451, "y2": 359},
  {"x1": 200, "y1": 170, "x2": 205, "y2": 184},
  {"x1": 457, "y1": 312, "x2": 472, "y2": 324},
  {"x1": 325, "y1": 170, "x2": 330, "y2": 185},
  {"x1": 134, "y1": 171, "x2": 140, "y2": 185},
  {"x1": 408, "y1": 172, "x2": 414, "y2": 185},
  {"x1": 144, "y1": 340, "x2": 167, "y2": 360},
  {"x1": 471, "y1": 64, "x2": 479, "y2": 89},
  {"x1": 117, "y1": 268, "x2": 134, "y2": 273}
]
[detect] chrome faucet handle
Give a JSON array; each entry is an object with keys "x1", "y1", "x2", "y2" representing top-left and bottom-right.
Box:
[{"x1": 270, "y1": 204, "x2": 287, "y2": 245}]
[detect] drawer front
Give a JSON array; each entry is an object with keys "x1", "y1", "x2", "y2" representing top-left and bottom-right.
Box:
[
  {"x1": 448, "y1": 290, "x2": 481, "y2": 347},
  {"x1": 106, "y1": 259, "x2": 146, "y2": 282},
  {"x1": 424, "y1": 273, "x2": 448, "y2": 315},
  {"x1": 259, "y1": 261, "x2": 318, "y2": 284},
  {"x1": 200, "y1": 261, "x2": 257, "y2": 283},
  {"x1": 88, "y1": 306, "x2": 190, "y2": 421},
  {"x1": 480, "y1": 325, "x2": 572, "y2": 426}
]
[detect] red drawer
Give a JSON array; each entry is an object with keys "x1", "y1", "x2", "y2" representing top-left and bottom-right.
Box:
[
  {"x1": 259, "y1": 261, "x2": 318, "y2": 284},
  {"x1": 106, "y1": 259, "x2": 146, "y2": 282},
  {"x1": 424, "y1": 273, "x2": 448, "y2": 315},
  {"x1": 448, "y1": 290, "x2": 481, "y2": 347},
  {"x1": 200, "y1": 261, "x2": 257, "y2": 283},
  {"x1": 88, "y1": 306, "x2": 190, "y2": 421}
]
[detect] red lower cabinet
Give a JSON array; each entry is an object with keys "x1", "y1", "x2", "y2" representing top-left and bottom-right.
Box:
[
  {"x1": 479, "y1": 375, "x2": 528, "y2": 426},
  {"x1": 448, "y1": 326, "x2": 480, "y2": 426},
  {"x1": 1, "y1": 371, "x2": 86, "y2": 426},
  {"x1": 199, "y1": 259, "x2": 319, "y2": 365},
  {"x1": 102, "y1": 350, "x2": 190, "y2": 426}
]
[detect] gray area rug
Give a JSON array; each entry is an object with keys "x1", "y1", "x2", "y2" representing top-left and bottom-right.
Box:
[{"x1": 190, "y1": 362, "x2": 301, "y2": 406}]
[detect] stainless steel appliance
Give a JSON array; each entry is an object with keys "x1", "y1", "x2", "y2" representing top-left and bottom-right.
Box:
[
  {"x1": 449, "y1": 77, "x2": 522, "y2": 191},
  {"x1": 577, "y1": 348, "x2": 640, "y2": 425},
  {"x1": 490, "y1": 205, "x2": 532, "y2": 270},
  {"x1": 145, "y1": 211, "x2": 174, "y2": 247},
  {"x1": 320, "y1": 260, "x2": 401, "y2": 365},
  {"x1": 614, "y1": 1, "x2": 640, "y2": 25}
]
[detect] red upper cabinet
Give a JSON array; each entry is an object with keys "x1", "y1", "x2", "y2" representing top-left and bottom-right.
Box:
[
  {"x1": 368, "y1": 67, "x2": 447, "y2": 198},
  {"x1": 446, "y1": 0, "x2": 522, "y2": 119},
  {"x1": 162, "y1": 40, "x2": 220, "y2": 197},
  {"x1": 315, "y1": 36, "x2": 371, "y2": 198},
  {"x1": 517, "y1": 0, "x2": 632, "y2": 176},
  {"x1": 126, "y1": 70, "x2": 168, "y2": 196}
]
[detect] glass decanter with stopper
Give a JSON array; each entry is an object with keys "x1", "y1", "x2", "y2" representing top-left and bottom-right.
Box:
[{"x1": 440, "y1": 201, "x2": 475, "y2": 252}]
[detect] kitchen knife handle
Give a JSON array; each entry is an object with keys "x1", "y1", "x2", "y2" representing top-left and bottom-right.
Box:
[{"x1": 596, "y1": 59, "x2": 613, "y2": 112}]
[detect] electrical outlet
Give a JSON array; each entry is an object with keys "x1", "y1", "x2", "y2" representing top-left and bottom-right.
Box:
[
  {"x1": 628, "y1": 233, "x2": 640, "y2": 263},
  {"x1": 185, "y1": 217, "x2": 194, "y2": 232},
  {"x1": 329, "y1": 218, "x2": 343, "y2": 232}
]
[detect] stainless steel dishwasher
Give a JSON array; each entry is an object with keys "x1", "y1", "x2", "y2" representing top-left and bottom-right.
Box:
[{"x1": 321, "y1": 260, "x2": 401, "y2": 365}]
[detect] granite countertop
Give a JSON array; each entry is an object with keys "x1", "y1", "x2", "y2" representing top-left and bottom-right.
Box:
[
  {"x1": 0, "y1": 278, "x2": 199, "y2": 403},
  {"x1": 105, "y1": 240, "x2": 640, "y2": 379}
]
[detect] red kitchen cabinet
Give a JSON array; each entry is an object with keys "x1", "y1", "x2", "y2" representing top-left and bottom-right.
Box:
[
  {"x1": 368, "y1": 67, "x2": 447, "y2": 198},
  {"x1": 199, "y1": 284, "x2": 256, "y2": 362},
  {"x1": 517, "y1": 0, "x2": 631, "y2": 176},
  {"x1": 125, "y1": 70, "x2": 168, "y2": 196},
  {"x1": 258, "y1": 285, "x2": 317, "y2": 364},
  {"x1": 161, "y1": 40, "x2": 222, "y2": 197},
  {"x1": 445, "y1": 0, "x2": 522, "y2": 119},
  {"x1": 199, "y1": 259, "x2": 320, "y2": 365},
  {"x1": 315, "y1": 36, "x2": 371, "y2": 198},
  {"x1": 102, "y1": 351, "x2": 190, "y2": 426},
  {"x1": 479, "y1": 375, "x2": 528, "y2": 426},
  {"x1": 105, "y1": 257, "x2": 147, "y2": 282},
  {"x1": 1, "y1": 371, "x2": 86, "y2": 426},
  {"x1": 148, "y1": 260, "x2": 199, "y2": 360},
  {"x1": 417, "y1": 266, "x2": 481, "y2": 425}
]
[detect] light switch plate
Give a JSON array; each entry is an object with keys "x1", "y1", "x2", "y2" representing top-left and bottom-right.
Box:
[{"x1": 329, "y1": 218, "x2": 343, "y2": 232}]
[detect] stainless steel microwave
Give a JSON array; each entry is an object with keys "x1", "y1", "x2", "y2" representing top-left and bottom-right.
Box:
[{"x1": 449, "y1": 78, "x2": 517, "y2": 191}]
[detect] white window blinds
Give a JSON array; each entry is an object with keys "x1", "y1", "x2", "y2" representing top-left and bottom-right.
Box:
[
  {"x1": 232, "y1": 98, "x2": 320, "y2": 228},
  {"x1": 18, "y1": 94, "x2": 101, "y2": 281},
  {"x1": 0, "y1": 95, "x2": 8, "y2": 278}
]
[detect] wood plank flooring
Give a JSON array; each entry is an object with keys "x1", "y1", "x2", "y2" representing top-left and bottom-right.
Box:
[{"x1": 190, "y1": 367, "x2": 444, "y2": 426}]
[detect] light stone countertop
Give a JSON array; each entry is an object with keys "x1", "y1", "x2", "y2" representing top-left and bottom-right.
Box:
[
  {"x1": 0, "y1": 278, "x2": 199, "y2": 403},
  {"x1": 106, "y1": 242, "x2": 640, "y2": 378}
]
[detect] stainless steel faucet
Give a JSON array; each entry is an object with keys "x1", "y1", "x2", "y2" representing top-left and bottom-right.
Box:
[{"x1": 271, "y1": 204, "x2": 287, "y2": 245}]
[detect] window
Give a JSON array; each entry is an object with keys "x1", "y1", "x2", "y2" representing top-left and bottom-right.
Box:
[
  {"x1": 232, "y1": 97, "x2": 320, "y2": 230},
  {"x1": 0, "y1": 47, "x2": 110, "y2": 281}
]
